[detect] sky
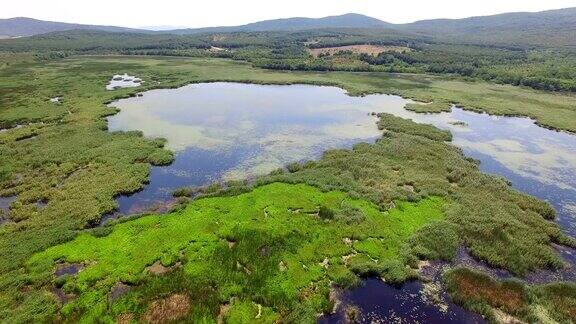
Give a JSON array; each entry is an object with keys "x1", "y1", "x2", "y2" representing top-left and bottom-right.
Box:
[{"x1": 2, "y1": 0, "x2": 576, "y2": 28}]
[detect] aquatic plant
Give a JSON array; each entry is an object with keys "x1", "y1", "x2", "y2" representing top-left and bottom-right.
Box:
[{"x1": 444, "y1": 267, "x2": 576, "y2": 323}]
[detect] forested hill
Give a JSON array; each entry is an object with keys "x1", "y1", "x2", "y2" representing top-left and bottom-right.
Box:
[
  {"x1": 168, "y1": 13, "x2": 392, "y2": 34},
  {"x1": 0, "y1": 14, "x2": 392, "y2": 38},
  {"x1": 0, "y1": 17, "x2": 145, "y2": 38},
  {"x1": 162, "y1": 8, "x2": 576, "y2": 46},
  {"x1": 398, "y1": 7, "x2": 576, "y2": 46},
  {"x1": 3, "y1": 8, "x2": 576, "y2": 47}
]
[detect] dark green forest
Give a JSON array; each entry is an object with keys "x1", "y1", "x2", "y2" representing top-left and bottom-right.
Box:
[{"x1": 1, "y1": 27, "x2": 576, "y2": 92}]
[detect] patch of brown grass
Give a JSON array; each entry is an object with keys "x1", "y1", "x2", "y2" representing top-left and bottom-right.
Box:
[
  {"x1": 142, "y1": 293, "x2": 190, "y2": 323},
  {"x1": 146, "y1": 261, "x2": 181, "y2": 275},
  {"x1": 308, "y1": 45, "x2": 410, "y2": 57},
  {"x1": 453, "y1": 272, "x2": 525, "y2": 312},
  {"x1": 116, "y1": 313, "x2": 134, "y2": 324},
  {"x1": 544, "y1": 287, "x2": 576, "y2": 322},
  {"x1": 552, "y1": 296, "x2": 576, "y2": 322}
]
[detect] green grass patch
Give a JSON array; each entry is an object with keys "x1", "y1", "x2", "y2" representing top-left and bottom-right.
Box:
[
  {"x1": 27, "y1": 183, "x2": 444, "y2": 322},
  {"x1": 377, "y1": 113, "x2": 452, "y2": 141},
  {"x1": 405, "y1": 100, "x2": 453, "y2": 113}
]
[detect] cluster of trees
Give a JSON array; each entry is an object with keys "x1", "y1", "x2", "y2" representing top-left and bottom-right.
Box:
[
  {"x1": 1, "y1": 28, "x2": 575, "y2": 92},
  {"x1": 321, "y1": 43, "x2": 576, "y2": 92}
]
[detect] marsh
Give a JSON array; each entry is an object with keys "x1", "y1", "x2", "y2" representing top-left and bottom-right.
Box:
[{"x1": 108, "y1": 83, "x2": 576, "y2": 234}]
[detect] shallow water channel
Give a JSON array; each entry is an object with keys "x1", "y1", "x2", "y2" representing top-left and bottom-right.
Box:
[{"x1": 108, "y1": 82, "x2": 576, "y2": 322}]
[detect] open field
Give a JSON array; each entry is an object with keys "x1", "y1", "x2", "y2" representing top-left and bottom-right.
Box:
[
  {"x1": 308, "y1": 44, "x2": 411, "y2": 57},
  {"x1": 0, "y1": 55, "x2": 574, "y2": 321}
]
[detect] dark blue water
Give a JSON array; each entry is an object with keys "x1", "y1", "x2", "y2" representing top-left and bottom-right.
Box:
[
  {"x1": 0, "y1": 195, "x2": 16, "y2": 225},
  {"x1": 320, "y1": 279, "x2": 484, "y2": 324},
  {"x1": 115, "y1": 146, "x2": 250, "y2": 215}
]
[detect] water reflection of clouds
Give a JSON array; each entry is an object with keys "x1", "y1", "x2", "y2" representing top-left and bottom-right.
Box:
[
  {"x1": 111, "y1": 108, "x2": 225, "y2": 151},
  {"x1": 110, "y1": 85, "x2": 390, "y2": 179},
  {"x1": 565, "y1": 204, "x2": 576, "y2": 217},
  {"x1": 455, "y1": 137, "x2": 576, "y2": 191},
  {"x1": 371, "y1": 102, "x2": 576, "y2": 194},
  {"x1": 110, "y1": 84, "x2": 576, "y2": 191},
  {"x1": 224, "y1": 128, "x2": 338, "y2": 180},
  {"x1": 106, "y1": 74, "x2": 142, "y2": 91},
  {"x1": 223, "y1": 115, "x2": 383, "y2": 179}
]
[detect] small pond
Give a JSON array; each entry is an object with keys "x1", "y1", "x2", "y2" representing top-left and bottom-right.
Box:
[
  {"x1": 108, "y1": 82, "x2": 576, "y2": 322},
  {"x1": 0, "y1": 195, "x2": 16, "y2": 224},
  {"x1": 106, "y1": 74, "x2": 142, "y2": 91}
]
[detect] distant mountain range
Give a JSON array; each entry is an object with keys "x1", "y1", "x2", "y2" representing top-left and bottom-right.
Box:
[
  {"x1": 1, "y1": 7, "x2": 576, "y2": 46},
  {"x1": 138, "y1": 25, "x2": 192, "y2": 31},
  {"x1": 400, "y1": 7, "x2": 576, "y2": 46},
  {"x1": 0, "y1": 17, "x2": 142, "y2": 38},
  {"x1": 166, "y1": 13, "x2": 392, "y2": 35}
]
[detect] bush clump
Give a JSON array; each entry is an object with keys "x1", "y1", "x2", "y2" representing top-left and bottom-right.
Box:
[
  {"x1": 286, "y1": 162, "x2": 302, "y2": 173},
  {"x1": 318, "y1": 205, "x2": 335, "y2": 220},
  {"x1": 172, "y1": 187, "x2": 194, "y2": 198},
  {"x1": 407, "y1": 220, "x2": 460, "y2": 262},
  {"x1": 334, "y1": 205, "x2": 366, "y2": 224}
]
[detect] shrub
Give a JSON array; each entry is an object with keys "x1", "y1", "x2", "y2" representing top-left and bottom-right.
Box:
[
  {"x1": 286, "y1": 162, "x2": 302, "y2": 173},
  {"x1": 172, "y1": 187, "x2": 194, "y2": 198},
  {"x1": 334, "y1": 205, "x2": 365, "y2": 224},
  {"x1": 407, "y1": 220, "x2": 460, "y2": 261},
  {"x1": 318, "y1": 205, "x2": 334, "y2": 220}
]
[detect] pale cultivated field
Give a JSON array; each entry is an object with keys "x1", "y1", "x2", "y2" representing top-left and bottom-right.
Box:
[{"x1": 308, "y1": 44, "x2": 411, "y2": 57}]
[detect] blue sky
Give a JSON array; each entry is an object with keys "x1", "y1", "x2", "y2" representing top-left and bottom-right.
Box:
[{"x1": 3, "y1": 0, "x2": 576, "y2": 28}]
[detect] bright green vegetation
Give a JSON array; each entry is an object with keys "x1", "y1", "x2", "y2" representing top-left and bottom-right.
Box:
[
  {"x1": 0, "y1": 55, "x2": 574, "y2": 321},
  {"x1": 405, "y1": 100, "x2": 452, "y2": 113},
  {"x1": 377, "y1": 113, "x2": 453, "y2": 142},
  {"x1": 444, "y1": 267, "x2": 576, "y2": 324},
  {"x1": 28, "y1": 183, "x2": 444, "y2": 322},
  {"x1": 255, "y1": 113, "x2": 571, "y2": 275}
]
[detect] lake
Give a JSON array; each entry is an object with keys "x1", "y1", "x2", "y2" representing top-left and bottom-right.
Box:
[{"x1": 108, "y1": 82, "x2": 402, "y2": 214}]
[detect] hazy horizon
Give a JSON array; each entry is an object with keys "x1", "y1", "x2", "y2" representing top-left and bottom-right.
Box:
[{"x1": 2, "y1": 0, "x2": 575, "y2": 29}]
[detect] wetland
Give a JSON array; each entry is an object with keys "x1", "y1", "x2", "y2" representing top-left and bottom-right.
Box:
[
  {"x1": 108, "y1": 82, "x2": 576, "y2": 237},
  {"x1": 106, "y1": 81, "x2": 576, "y2": 322},
  {"x1": 1, "y1": 55, "x2": 575, "y2": 323}
]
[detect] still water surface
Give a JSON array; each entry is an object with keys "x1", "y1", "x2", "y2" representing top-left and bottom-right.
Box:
[
  {"x1": 108, "y1": 82, "x2": 576, "y2": 322},
  {"x1": 108, "y1": 83, "x2": 400, "y2": 214}
]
